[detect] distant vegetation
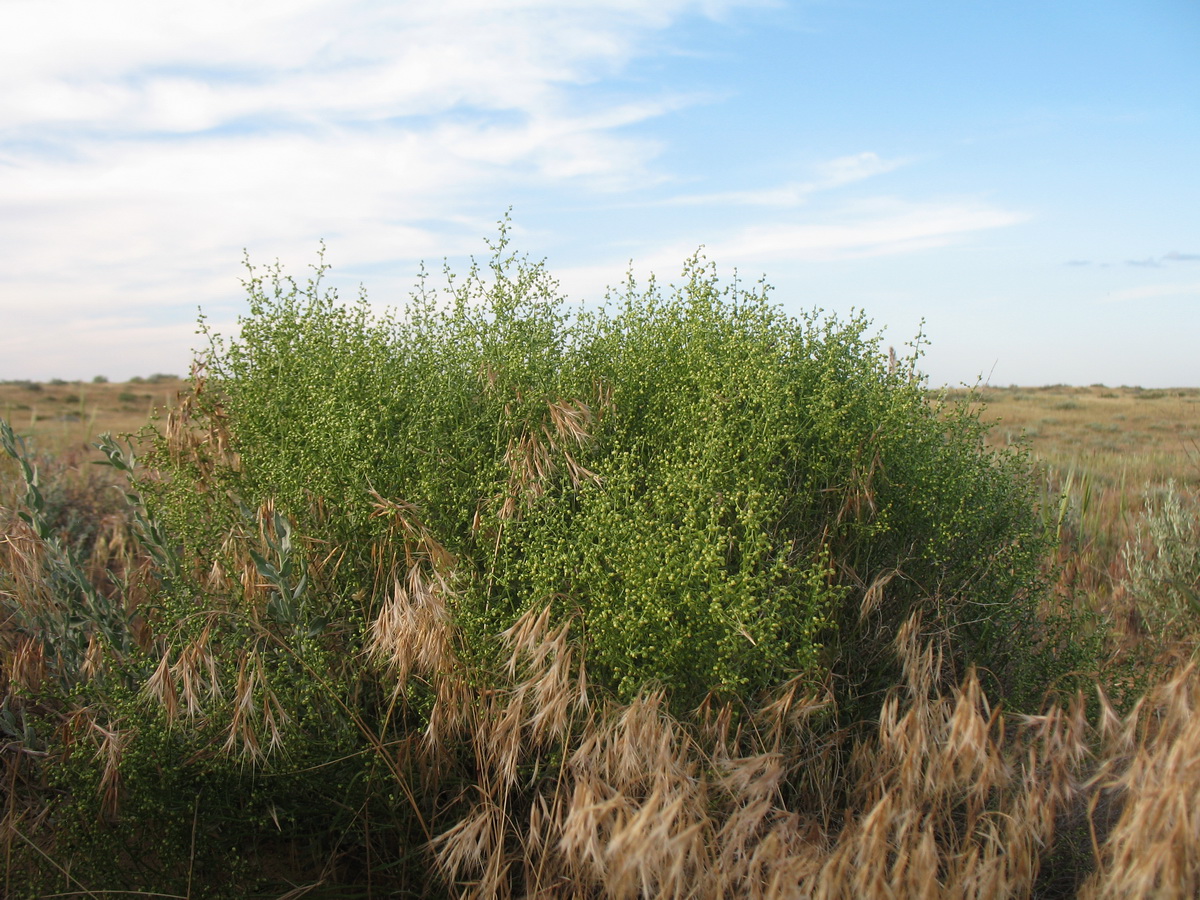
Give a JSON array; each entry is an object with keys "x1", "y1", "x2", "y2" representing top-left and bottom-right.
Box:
[{"x1": 1, "y1": 238, "x2": 1197, "y2": 897}]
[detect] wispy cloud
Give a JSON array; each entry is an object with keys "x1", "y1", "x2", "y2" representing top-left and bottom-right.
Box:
[
  {"x1": 1116, "y1": 252, "x2": 1199, "y2": 269},
  {"x1": 0, "y1": 0, "x2": 775, "y2": 378},
  {"x1": 1104, "y1": 282, "x2": 1200, "y2": 304},
  {"x1": 2, "y1": 1, "x2": 755, "y2": 132},
  {"x1": 667, "y1": 152, "x2": 908, "y2": 207},
  {"x1": 710, "y1": 201, "x2": 1025, "y2": 263},
  {"x1": 553, "y1": 198, "x2": 1025, "y2": 300}
]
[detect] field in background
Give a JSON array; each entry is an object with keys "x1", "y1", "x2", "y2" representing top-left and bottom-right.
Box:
[
  {"x1": 951, "y1": 384, "x2": 1200, "y2": 488},
  {"x1": 6, "y1": 378, "x2": 1197, "y2": 477},
  {"x1": 0, "y1": 375, "x2": 184, "y2": 458},
  {"x1": 5, "y1": 378, "x2": 1196, "y2": 561},
  {"x1": 941, "y1": 385, "x2": 1200, "y2": 647}
]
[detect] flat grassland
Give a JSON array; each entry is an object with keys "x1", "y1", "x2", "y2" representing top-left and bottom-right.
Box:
[
  {"x1": 949, "y1": 383, "x2": 1200, "y2": 488},
  {"x1": 0, "y1": 376, "x2": 184, "y2": 456},
  {"x1": 6, "y1": 377, "x2": 1196, "y2": 497},
  {"x1": 4, "y1": 376, "x2": 1192, "y2": 608}
]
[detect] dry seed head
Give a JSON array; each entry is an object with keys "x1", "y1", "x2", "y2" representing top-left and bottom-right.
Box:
[
  {"x1": 369, "y1": 491, "x2": 456, "y2": 570},
  {"x1": 223, "y1": 649, "x2": 264, "y2": 763},
  {"x1": 368, "y1": 565, "x2": 455, "y2": 686},
  {"x1": 144, "y1": 649, "x2": 180, "y2": 724},
  {"x1": 425, "y1": 675, "x2": 473, "y2": 751},
  {"x1": 262, "y1": 689, "x2": 290, "y2": 755},
  {"x1": 0, "y1": 529, "x2": 54, "y2": 616},
  {"x1": 497, "y1": 606, "x2": 582, "y2": 745},
  {"x1": 79, "y1": 628, "x2": 105, "y2": 681},
  {"x1": 206, "y1": 558, "x2": 230, "y2": 591},
  {"x1": 605, "y1": 789, "x2": 706, "y2": 899},
  {"x1": 91, "y1": 719, "x2": 131, "y2": 820},
  {"x1": 1083, "y1": 665, "x2": 1200, "y2": 899},
  {"x1": 507, "y1": 430, "x2": 555, "y2": 502},
  {"x1": 11, "y1": 634, "x2": 47, "y2": 693},
  {"x1": 500, "y1": 605, "x2": 556, "y2": 674},
  {"x1": 545, "y1": 398, "x2": 595, "y2": 449},
  {"x1": 559, "y1": 777, "x2": 628, "y2": 880},
  {"x1": 719, "y1": 753, "x2": 786, "y2": 805},
  {"x1": 526, "y1": 641, "x2": 575, "y2": 745},
  {"x1": 240, "y1": 557, "x2": 264, "y2": 606},
  {"x1": 431, "y1": 796, "x2": 507, "y2": 892},
  {"x1": 473, "y1": 691, "x2": 527, "y2": 795},
  {"x1": 171, "y1": 628, "x2": 221, "y2": 720},
  {"x1": 860, "y1": 568, "x2": 899, "y2": 622}
]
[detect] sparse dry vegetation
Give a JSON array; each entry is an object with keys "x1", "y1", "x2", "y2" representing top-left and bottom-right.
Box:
[
  {"x1": 1, "y1": 242, "x2": 1197, "y2": 897},
  {"x1": 948, "y1": 385, "x2": 1200, "y2": 672}
]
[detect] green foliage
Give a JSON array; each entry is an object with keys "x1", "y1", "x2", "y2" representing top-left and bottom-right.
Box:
[
  {"x1": 0, "y1": 227, "x2": 1109, "y2": 895},
  {"x1": 0, "y1": 421, "x2": 137, "y2": 684},
  {"x1": 161, "y1": 230, "x2": 1066, "y2": 710}
]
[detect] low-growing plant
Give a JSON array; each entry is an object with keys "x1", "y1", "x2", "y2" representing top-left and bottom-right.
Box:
[{"x1": 1122, "y1": 480, "x2": 1200, "y2": 644}]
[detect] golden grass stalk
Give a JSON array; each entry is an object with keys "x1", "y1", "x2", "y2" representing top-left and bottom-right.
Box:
[
  {"x1": 1082, "y1": 664, "x2": 1200, "y2": 899},
  {"x1": 423, "y1": 608, "x2": 1200, "y2": 899},
  {"x1": 368, "y1": 565, "x2": 456, "y2": 689}
]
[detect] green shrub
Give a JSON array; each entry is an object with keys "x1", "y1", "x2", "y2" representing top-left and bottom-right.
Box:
[
  {"x1": 0, "y1": 230, "x2": 1102, "y2": 895},
  {"x1": 142, "y1": 234, "x2": 1071, "y2": 712},
  {"x1": 1122, "y1": 480, "x2": 1200, "y2": 641}
]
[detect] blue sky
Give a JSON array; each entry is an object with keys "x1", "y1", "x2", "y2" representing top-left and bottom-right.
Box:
[{"x1": 2, "y1": 0, "x2": 1197, "y2": 386}]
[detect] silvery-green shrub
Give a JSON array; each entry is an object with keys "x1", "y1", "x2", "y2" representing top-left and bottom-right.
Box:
[{"x1": 1122, "y1": 480, "x2": 1200, "y2": 640}]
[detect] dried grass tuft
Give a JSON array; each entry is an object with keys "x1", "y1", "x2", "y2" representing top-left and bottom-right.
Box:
[
  {"x1": 417, "y1": 607, "x2": 1200, "y2": 899},
  {"x1": 1081, "y1": 665, "x2": 1200, "y2": 899},
  {"x1": 368, "y1": 565, "x2": 456, "y2": 689}
]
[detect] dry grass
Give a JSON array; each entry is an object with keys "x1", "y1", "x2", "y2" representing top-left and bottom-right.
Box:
[
  {"x1": 0, "y1": 375, "x2": 184, "y2": 457},
  {"x1": 411, "y1": 603, "x2": 1200, "y2": 899},
  {"x1": 941, "y1": 385, "x2": 1200, "y2": 661},
  {"x1": 946, "y1": 385, "x2": 1200, "y2": 489}
]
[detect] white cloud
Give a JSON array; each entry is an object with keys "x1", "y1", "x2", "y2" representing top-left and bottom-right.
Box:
[
  {"x1": 1104, "y1": 282, "x2": 1200, "y2": 304},
  {"x1": 714, "y1": 201, "x2": 1026, "y2": 262},
  {"x1": 0, "y1": 0, "x2": 749, "y2": 132},
  {"x1": 0, "y1": 0, "x2": 1033, "y2": 384},
  {"x1": 550, "y1": 198, "x2": 1025, "y2": 302},
  {"x1": 668, "y1": 152, "x2": 910, "y2": 207},
  {"x1": 2, "y1": 0, "x2": 776, "y2": 377}
]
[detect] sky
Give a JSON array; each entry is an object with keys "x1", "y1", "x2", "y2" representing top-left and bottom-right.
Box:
[{"x1": 1, "y1": 0, "x2": 1197, "y2": 387}]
